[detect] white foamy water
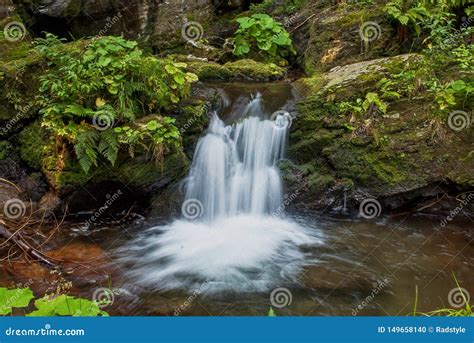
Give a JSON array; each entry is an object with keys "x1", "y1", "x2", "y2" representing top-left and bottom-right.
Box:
[{"x1": 119, "y1": 93, "x2": 322, "y2": 293}]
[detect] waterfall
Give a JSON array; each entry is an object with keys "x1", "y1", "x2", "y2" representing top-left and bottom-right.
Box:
[
  {"x1": 184, "y1": 95, "x2": 289, "y2": 222},
  {"x1": 119, "y1": 91, "x2": 323, "y2": 294}
]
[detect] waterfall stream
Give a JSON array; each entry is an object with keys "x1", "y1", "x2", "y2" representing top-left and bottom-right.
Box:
[
  {"x1": 184, "y1": 94, "x2": 288, "y2": 221},
  {"x1": 119, "y1": 90, "x2": 323, "y2": 294}
]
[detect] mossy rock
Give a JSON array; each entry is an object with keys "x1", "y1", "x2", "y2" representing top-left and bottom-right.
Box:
[
  {"x1": 18, "y1": 122, "x2": 189, "y2": 196},
  {"x1": 294, "y1": 54, "x2": 425, "y2": 101},
  {"x1": 186, "y1": 61, "x2": 234, "y2": 80},
  {"x1": 290, "y1": 1, "x2": 401, "y2": 74},
  {"x1": 185, "y1": 58, "x2": 285, "y2": 81},
  {"x1": 289, "y1": 53, "x2": 474, "y2": 210},
  {"x1": 224, "y1": 59, "x2": 285, "y2": 81},
  {"x1": 0, "y1": 17, "x2": 32, "y2": 62}
]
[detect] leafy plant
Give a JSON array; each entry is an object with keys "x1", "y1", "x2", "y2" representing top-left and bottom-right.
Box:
[
  {"x1": 338, "y1": 93, "x2": 388, "y2": 118},
  {"x1": 0, "y1": 287, "x2": 108, "y2": 317},
  {"x1": 27, "y1": 294, "x2": 109, "y2": 317},
  {"x1": 0, "y1": 287, "x2": 34, "y2": 315},
  {"x1": 384, "y1": 0, "x2": 430, "y2": 38},
  {"x1": 35, "y1": 34, "x2": 198, "y2": 173},
  {"x1": 428, "y1": 79, "x2": 473, "y2": 114},
  {"x1": 413, "y1": 274, "x2": 472, "y2": 317},
  {"x1": 233, "y1": 14, "x2": 296, "y2": 61}
]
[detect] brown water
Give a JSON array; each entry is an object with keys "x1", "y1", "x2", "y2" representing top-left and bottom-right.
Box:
[
  {"x1": 1, "y1": 82, "x2": 472, "y2": 316},
  {"x1": 3, "y1": 212, "x2": 470, "y2": 316}
]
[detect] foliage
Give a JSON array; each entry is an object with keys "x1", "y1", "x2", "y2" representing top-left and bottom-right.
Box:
[
  {"x1": 0, "y1": 287, "x2": 108, "y2": 316},
  {"x1": 268, "y1": 307, "x2": 276, "y2": 316},
  {"x1": 27, "y1": 294, "x2": 109, "y2": 317},
  {"x1": 428, "y1": 79, "x2": 473, "y2": 115},
  {"x1": 383, "y1": 0, "x2": 473, "y2": 121},
  {"x1": 413, "y1": 274, "x2": 472, "y2": 317},
  {"x1": 0, "y1": 287, "x2": 34, "y2": 315},
  {"x1": 384, "y1": 0, "x2": 430, "y2": 36},
  {"x1": 233, "y1": 14, "x2": 295, "y2": 61},
  {"x1": 250, "y1": 0, "x2": 308, "y2": 15},
  {"x1": 35, "y1": 34, "x2": 197, "y2": 173},
  {"x1": 385, "y1": 0, "x2": 473, "y2": 41},
  {"x1": 338, "y1": 92, "x2": 388, "y2": 118}
]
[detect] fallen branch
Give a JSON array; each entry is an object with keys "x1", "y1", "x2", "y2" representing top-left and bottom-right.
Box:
[{"x1": 0, "y1": 221, "x2": 58, "y2": 269}]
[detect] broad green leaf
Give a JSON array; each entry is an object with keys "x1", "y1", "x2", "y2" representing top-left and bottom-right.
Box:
[
  {"x1": 27, "y1": 295, "x2": 109, "y2": 317},
  {"x1": 0, "y1": 288, "x2": 34, "y2": 315},
  {"x1": 147, "y1": 120, "x2": 158, "y2": 131}
]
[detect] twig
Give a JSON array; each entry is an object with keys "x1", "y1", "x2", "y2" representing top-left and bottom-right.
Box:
[{"x1": 0, "y1": 223, "x2": 58, "y2": 269}]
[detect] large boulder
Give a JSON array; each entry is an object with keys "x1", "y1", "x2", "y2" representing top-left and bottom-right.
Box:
[
  {"x1": 13, "y1": 0, "x2": 215, "y2": 50},
  {"x1": 286, "y1": 54, "x2": 474, "y2": 214}
]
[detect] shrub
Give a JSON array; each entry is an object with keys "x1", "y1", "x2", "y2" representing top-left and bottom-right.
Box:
[
  {"x1": 35, "y1": 34, "x2": 198, "y2": 173},
  {"x1": 233, "y1": 14, "x2": 295, "y2": 61},
  {"x1": 0, "y1": 286, "x2": 108, "y2": 316}
]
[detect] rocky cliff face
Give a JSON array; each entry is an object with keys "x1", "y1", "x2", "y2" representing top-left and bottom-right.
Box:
[{"x1": 10, "y1": 0, "x2": 244, "y2": 50}]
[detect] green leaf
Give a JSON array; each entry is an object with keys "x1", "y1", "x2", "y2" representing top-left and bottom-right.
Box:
[
  {"x1": 27, "y1": 295, "x2": 109, "y2": 317},
  {"x1": 257, "y1": 40, "x2": 273, "y2": 51},
  {"x1": 98, "y1": 57, "x2": 112, "y2": 67},
  {"x1": 273, "y1": 32, "x2": 291, "y2": 46},
  {"x1": 165, "y1": 65, "x2": 177, "y2": 74},
  {"x1": 0, "y1": 288, "x2": 34, "y2": 315},
  {"x1": 252, "y1": 13, "x2": 271, "y2": 20},
  {"x1": 147, "y1": 120, "x2": 158, "y2": 131},
  {"x1": 450, "y1": 80, "x2": 466, "y2": 92},
  {"x1": 236, "y1": 17, "x2": 254, "y2": 29},
  {"x1": 174, "y1": 73, "x2": 185, "y2": 85}
]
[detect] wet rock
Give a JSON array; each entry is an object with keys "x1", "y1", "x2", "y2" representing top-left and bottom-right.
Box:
[
  {"x1": 288, "y1": 54, "x2": 474, "y2": 214},
  {"x1": 16, "y1": 0, "x2": 215, "y2": 51}
]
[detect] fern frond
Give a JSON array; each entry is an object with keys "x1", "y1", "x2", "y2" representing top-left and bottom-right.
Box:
[
  {"x1": 74, "y1": 129, "x2": 99, "y2": 173},
  {"x1": 98, "y1": 130, "x2": 119, "y2": 166}
]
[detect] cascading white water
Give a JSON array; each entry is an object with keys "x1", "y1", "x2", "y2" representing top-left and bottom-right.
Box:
[
  {"x1": 119, "y1": 91, "x2": 323, "y2": 294},
  {"x1": 184, "y1": 95, "x2": 288, "y2": 221}
]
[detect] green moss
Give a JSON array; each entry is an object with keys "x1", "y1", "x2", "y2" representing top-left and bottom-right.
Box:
[
  {"x1": 185, "y1": 58, "x2": 285, "y2": 81},
  {"x1": 363, "y1": 153, "x2": 408, "y2": 186},
  {"x1": 186, "y1": 61, "x2": 233, "y2": 80},
  {"x1": 64, "y1": 1, "x2": 82, "y2": 17},
  {"x1": 18, "y1": 123, "x2": 51, "y2": 170},
  {"x1": 292, "y1": 73, "x2": 325, "y2": 98},
  {"x1": 0, "y1": 141, "x2": 13, "y2": 160},
  {"x1": 0, "y1": 17, "x2": 33, "y2": 61},
  {"x1": 306, "y1": 172, "x2": 335, "y2": 193},
  {"x1": 224, "y1": 59, "x2": 285, "y2": 81},
  {"x1": 116, "y1": 151, "x2": 188, "y2": 188}
]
